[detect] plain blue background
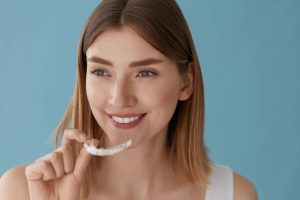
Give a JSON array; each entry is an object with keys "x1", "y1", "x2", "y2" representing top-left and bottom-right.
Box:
[{"x1": 0, "y1": 0, "x2": 299, "y2": 199}]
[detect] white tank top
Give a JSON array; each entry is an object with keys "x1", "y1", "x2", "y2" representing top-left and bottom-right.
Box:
[{"x1": 205, "y1": 163, "x2": 234, "y2": 200}]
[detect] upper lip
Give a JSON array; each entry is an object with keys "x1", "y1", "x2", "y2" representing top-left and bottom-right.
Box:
[{"x1": 108, "y1": 113, "x2": 146, "y2": 118}]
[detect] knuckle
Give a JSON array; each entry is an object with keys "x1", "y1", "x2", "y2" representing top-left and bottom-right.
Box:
[
  {"x1": 51, "y1": 152, "x2": 60, "y2": 161},
  {"x1": 40, "y1": 161, "x2": 50, "y2": 171},
  {"x1": 62, "y1": 128, "x2": 87, "y2": 145},
  {"x1": 25, "y1": 164, "x2": 33, "y2": 175},
  {"x1": 63, "y1": 128, "x2": 82, "y2": 141},
  {"x1": 64, "y1": 128, "x2": 76, "y2": 136},
  {"x1": 52, "y1": 152, "x2": 62, "y2": 162},
  {"x1": 64, "y1": 128, "x2": 71, "y2": 137},
  {"x1": 55, "y1": 146, "x2": 63, "y2": 152}
]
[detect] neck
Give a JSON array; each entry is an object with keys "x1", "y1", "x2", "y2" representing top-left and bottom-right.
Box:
[{"x1": 91, "y1": 131, "x2": 186, "y2": 199}]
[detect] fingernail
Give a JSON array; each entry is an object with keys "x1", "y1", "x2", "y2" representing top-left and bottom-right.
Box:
[{"x1": 79, "y1": 134, "x2": 86, "y2": 142}]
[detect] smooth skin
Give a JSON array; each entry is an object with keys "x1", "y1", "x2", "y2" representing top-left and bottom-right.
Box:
[
  {"x1": 24, "y1": 130, "x2": 99, "y2": 200},
  {"x1": 0, "y1": 161, "x2": 257, "y2": 200},
  {"x1": 0, "y1": 26, "x2": 257, "y2": 200},
  {"x1": 0, "y1": 129, "x2": 99, "y2": 200}
]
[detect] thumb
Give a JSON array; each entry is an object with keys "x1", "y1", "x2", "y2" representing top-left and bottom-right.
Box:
[{"x1": 72, "y1": 139, "x2": 99, "y2": 184}]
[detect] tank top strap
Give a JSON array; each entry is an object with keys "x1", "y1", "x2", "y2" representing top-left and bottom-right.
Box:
[{"x1": 205, "y1": 163, "x2": 234, "y2": 200}]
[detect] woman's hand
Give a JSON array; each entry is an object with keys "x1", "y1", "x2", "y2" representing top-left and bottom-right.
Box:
[{"x1": 25, "y1": 129, "x2": 98, "y2": 200}]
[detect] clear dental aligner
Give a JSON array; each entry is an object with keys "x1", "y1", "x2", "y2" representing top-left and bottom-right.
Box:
[{"x1": 84, "y1": 138, "x2": 132, "y2": 156}]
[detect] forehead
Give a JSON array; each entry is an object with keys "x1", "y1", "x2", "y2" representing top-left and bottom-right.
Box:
[{"x1": 86, "y1": 26, "x2": 166, "y2": 60}]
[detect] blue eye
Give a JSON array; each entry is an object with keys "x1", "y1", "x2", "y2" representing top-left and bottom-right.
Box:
[
  {"x1": 90, "y1": 69, "x2": 110, "y2": 77},
  {"x1": 137, "y1": 70, "x2": 156, "y2": 77}
]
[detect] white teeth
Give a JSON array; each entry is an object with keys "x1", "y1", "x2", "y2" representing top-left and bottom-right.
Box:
[{"x1": 112, "y1": 115, "x2": 141, "y2": 124}]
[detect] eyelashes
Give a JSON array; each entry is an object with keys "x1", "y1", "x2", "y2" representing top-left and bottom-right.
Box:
[
  {"x1": 89, "y1": 68, "x2": 157, "y2": 78},
  {"x1": 90, "y1": 69, "x2": 110, "y2": 77},
  {"x1": 136, "y1": 70, "x2": 156, "y2": 77}
]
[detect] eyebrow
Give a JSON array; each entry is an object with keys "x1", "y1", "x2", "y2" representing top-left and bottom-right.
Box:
[{"x1": 87, "y1": 56, "x2": 163, "y2": 67}]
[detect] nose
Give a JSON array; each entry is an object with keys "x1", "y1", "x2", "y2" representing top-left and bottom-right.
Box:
[{"x1": 108, "y1": 77, "x2": 137, "y2": 108}]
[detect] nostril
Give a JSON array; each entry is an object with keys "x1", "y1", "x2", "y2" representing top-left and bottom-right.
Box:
[{"x1": 108, "y1": 94, "x2": 138, "y2": 108}]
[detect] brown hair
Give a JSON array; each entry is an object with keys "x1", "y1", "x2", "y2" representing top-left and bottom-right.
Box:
[{"x1": 54, "y1": 0, "x2": 211, "y2": 198}]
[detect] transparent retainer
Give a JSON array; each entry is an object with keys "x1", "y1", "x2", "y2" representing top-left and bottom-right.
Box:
[{"x1": 84, "y1": 138, "x2": 132, "y2": 156}]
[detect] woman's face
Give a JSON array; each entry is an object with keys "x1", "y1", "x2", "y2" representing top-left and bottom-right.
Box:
[{"x1": 86, "y1": 26, "x2": 190, "y2": 148}]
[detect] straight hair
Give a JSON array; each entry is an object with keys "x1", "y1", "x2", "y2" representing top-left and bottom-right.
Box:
[{"x1": 54, "y1": 0, "x2": 211, "y2": 198}]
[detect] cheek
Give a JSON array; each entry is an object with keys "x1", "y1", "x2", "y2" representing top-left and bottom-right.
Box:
[
  {"x1": 140, "y1": 77, "x2": 181, "y2": 118},
  {"x1": 160, "y1": 88, "x2": 179, "y2": 118},
  {"x1": 155, "y1": 85, "x2": 178, "y2": 107},
  {"x1": 86, "y1": 79, "x2": 108, "y2": 109},
  {"x1": 147, "y1": 76, "x2": 181, "y2": 104}
]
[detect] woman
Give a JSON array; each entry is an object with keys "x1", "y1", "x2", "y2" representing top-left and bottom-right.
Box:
[{"x1": 0, "y1": 0, "x2": 257, "y2": 199}]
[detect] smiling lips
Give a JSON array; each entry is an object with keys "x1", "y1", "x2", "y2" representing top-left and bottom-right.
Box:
[{"x1": 109, "y1": 113, "x2": 146, "y2": 129}]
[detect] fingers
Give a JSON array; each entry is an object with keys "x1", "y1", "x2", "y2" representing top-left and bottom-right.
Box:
[
  {"x1": 28, "y1": 151, "x2": 71, "y2": 181},
  {"x1": 50, "y1": 152, "x2": 64, "y2": 178},
  {"x1": 25, "y1": 162, "x2": 55, "y2": 200},
  {"x1": 25, "y1": 161, "x2": 55, "y2": 181},
  {"x1": 35, "y1": 145, "x2": 75, "y2": 174},
  {"x1": 26, "y1": 128, "x2": 88, "y2": 182},
  {"x1": 61, "y1": 145, "x2": 75, "y2": 173},
  {"x1": 27, "y1": 138, "x2": 99, "y2": 184},
  {"x1": 62, "y1": 128, "x2": 87, "y2": 146},
  {"x1": 60, "y1": 128, "x2": 86, "y2": 173},
  {"x1": 24, "y1": 129, "x2": 98, "y2": 200},
  {"x1": 73, "y1": 139, "x2": 99, "y2": 184}
]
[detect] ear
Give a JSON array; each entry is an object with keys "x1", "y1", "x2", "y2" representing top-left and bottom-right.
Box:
[{"x1": 178, "y1": 62, "x2": 194, "y2": 101}]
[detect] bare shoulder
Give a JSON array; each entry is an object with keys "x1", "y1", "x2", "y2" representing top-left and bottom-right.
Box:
[
  {"x1": 0, "y1": 164, "x2": 30, "y2": 200},
  {"x1": 233, "y1": 172, "x2": 258, "y2": 200}
]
